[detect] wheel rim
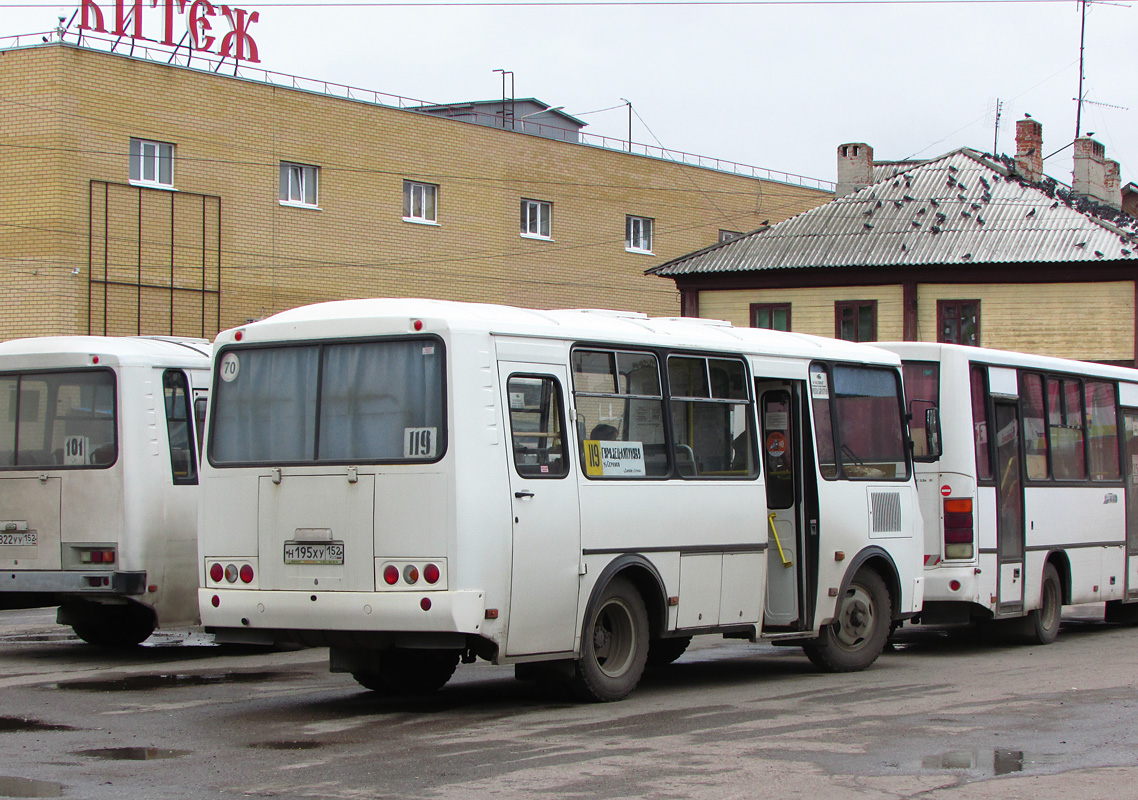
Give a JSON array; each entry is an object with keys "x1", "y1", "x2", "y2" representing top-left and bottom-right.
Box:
[
  {"x1": 833, "y1": 583, "x2": 876, "y2": 651},
  {"x1": 591, "y1": 598, "x2": 636, "y2": 678}
]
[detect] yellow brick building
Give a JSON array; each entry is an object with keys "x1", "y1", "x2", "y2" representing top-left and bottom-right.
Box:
[{"x1": 0, "y1": 42, "x2": 832, "y2": 340}]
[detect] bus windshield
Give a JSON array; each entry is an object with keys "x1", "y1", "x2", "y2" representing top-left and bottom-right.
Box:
[
  {"x1": 0, "y1": 370, "x2": 117, "y2": 469},
  {"x1": 209, "y1": 338, "x2": 445, "y2": 465}
]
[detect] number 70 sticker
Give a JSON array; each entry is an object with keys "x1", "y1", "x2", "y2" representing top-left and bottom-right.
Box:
[{"x1": 219, "y1": 353, "x2": 240, "y2": 382}]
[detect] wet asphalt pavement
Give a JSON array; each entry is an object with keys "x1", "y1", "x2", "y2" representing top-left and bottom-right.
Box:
[{"x1": 0, "y1": 606, "x2": 1137, "y2": 799}]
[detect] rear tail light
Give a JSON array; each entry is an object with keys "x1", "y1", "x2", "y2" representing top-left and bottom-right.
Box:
[
  {"x1": 383, "y1": 565, "x2": 399, "y2": 585},
  {"x1": 424, "y1": 563, "x2": 440, "y2": 584},
  {"x1": 209, "y1": 563, "x2": 224, "y2": 583},
  {"x1": 239, "y1": 564, "x2": 254, "y2": 584},
  {"x1": 224, "y1": 564, "x2": 239, "y2": 583},
  {"x1": 80, "y1": 549, "x2": 116, "y2": 565},
  {"x1": 943, "y1": 497, "x2": 974, "y2": 559},
  {"x1": 403, "y1": 565, "x2": 419, "y2": 584}
]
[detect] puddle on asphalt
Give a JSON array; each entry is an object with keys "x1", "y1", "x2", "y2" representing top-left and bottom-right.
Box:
[
  {"x1": 0, "y1": 717, "x2": 74, "y2": 733},
  {"x1": 74, "y1": 747, "x2": 190, "y2": 761},
  {"x1": 55, "y1": 671, "x2": 284, "y2": 691},
  {"x1": 921, "y1": 749, "x2": 1056, "y2": 776},
  {"x1": 0, "y1": 776, "x2": 65, "y2": 798},
  {"x1": 249, "y1": 741, "x2": 324, "y2": 751}
]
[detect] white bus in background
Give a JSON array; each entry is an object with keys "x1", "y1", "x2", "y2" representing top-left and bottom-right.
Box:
[
  {"x1": 0, "y1": 337, "x2": 210, "y2": 645},
  {"x1": 882, "y1": 342, "x2": 1138, "y2": 642},
  {"x1": 198, "y1": 299, "x2": 924, "y2": 701}
]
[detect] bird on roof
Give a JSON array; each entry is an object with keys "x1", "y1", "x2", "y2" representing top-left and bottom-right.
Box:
[
  {"x1": 1123, "y1": 249, "x2": 1132, "y2": 256},
  {"x1": 903, "y1": 195, "x2": 914, "y2": 202},
  {"x1": 962, "y1": 253, "x2": 972, "y2": 260},
  {"x1": 1026, "y1": 208, "x2": 1036, "y2": 218},
  {"x1": 864, "y1": 223, "x2": 874, "y2": 230},
  {"x1": 1095, "y1": 251, "x2": 1104, "y2": 258},
  {"x1": 930, "y1": 198, "x2": 939, "y2": 208},
  {"x1": 1075, "y1": 241, "x2": 1087, "y2": 248},
  {"x1": 912, "y1": 221, "x2": 921, "y2": 228},
  {"x1": 1050, "y1": 201, "x2": 1059, "y2": 209}
]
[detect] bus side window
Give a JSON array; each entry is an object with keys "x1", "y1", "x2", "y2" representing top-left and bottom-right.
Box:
[
  {"x1": 507, "y1": 375, "x2": 569, "y2": 479},
  {"x1": 163, "y1": 370, "x2": 197, "y2": 485},
  {"x1": 194, "y1": 395, "x2": 208, "y2": 464}
]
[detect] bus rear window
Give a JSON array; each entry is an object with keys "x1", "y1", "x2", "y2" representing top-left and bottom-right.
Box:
[
  {"x1": 210, "y1": 338, "x2": 445, "y2": 465},
  {"x1": 0, "y1": 370, "x2": 117, "y2": 469}
]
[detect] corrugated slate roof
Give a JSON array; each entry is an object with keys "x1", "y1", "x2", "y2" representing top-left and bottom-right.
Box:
[{"x1": 649, "y1": 149, "x2": 1138, "y2": 277}]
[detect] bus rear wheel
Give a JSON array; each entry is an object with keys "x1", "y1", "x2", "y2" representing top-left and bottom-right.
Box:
[
  {"x1": 1018, "y1": 563, "x2": 1062, "y2": 645},
  {"x1": 352, "y1": 649, "x2": 459, "y2": 695},
  {"x1": 804, "y1": 568, "x2": 891, "y2": 673},
  {"x1": 67, "y1": 602, "x2": 156, "y2": 647},
  {"x1": 571, "y1": 577, "x2": 649, "y2": 702}
]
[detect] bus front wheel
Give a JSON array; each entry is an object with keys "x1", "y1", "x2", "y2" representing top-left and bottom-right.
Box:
[
  {"x1": 352, "y1": 649, "x2": 459, "y2": 694},
  {"x1": 572, "y1": 577, "x2": 649, "y2": 702},
  {"x1": 804, "y1": 568, "x2": 891, "y2": 672}
]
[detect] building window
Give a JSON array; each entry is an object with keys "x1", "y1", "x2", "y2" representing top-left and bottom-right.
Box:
[
  {"x1": 626, "y1": 215, "x2": 653, "y2": 253},
  {"x1": 129, "y1": 138, "x2": 174, "y2": 188},
  {"x1": 719, "y1": 230, "x2": 742, "y2": 243},
  {"x1": 835, "y1": 300, "x2": 877, "y2": 342},
  {"x1": 521, "y1": 199, "x2": 552, "y2": 239},
  {"x1": 403, "y1": 181, "x2": 438, "y2": 224},
  {"x1": 750, "y1": 303, "x2": 791, "y2": 331},
  {"x1": 938, "y1": 300, "x2": 980, "y2": 346},
  {"x1": 279, "y1": 162, "x2": 319, "y2": 207}
]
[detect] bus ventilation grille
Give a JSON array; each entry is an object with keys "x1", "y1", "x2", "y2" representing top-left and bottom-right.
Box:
[{"x1": 869, "y1": 491, "x2": 903, "y2": 533}]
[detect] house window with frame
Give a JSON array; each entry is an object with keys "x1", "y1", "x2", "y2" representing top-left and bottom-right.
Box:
[
  {"x1": 938, "y1": 300, "x2": 980, "y2": 346},
  {"x1": 279, "y1": 162, "x2": 319, "y2": 207},
  {"x1": 129, "y1": 138, "x2": 174, "y2": 188},
  {"x1": 521, "y1": 199, "x2": 552, "y2": 239},
  {"x1": 750, "y1": 303, "x2": 790, "y2": 332},
  {"x1": 403, "y1": 180, "x2": 438, "y2": 224},
  {"x1": 835, "y1": 300, "x2": 877, "y2": 342},
  {"x1": 626, "y1": 215, "x2": 654, "y2": 253}
]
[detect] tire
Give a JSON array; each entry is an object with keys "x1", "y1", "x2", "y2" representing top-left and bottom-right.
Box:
[
  {"x1": 1020, "y1": 563, "x2": 1062, "y2": 645},
  {"x1": 571, "y1": 577, "x2": 649, "y2": 702},
  {"x1": 70, "y1": 603, "x2": 156, "y2": 647},
  {"x1": 646, "y1": 636, "x2": 692, "y2": 667},
  {"x1": 352, "y1": 649, "x2": 459, "y2": 695},
  {"x1": 803, "y1": 568, "x2": 892, "y2": 673}
]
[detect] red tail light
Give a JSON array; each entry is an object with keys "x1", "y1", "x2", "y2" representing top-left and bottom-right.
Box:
[
  {"x1": 424, "y1": 563, "x2": 440, "y2": 584},
  {"x1": 209, "y1": 563, "x2": 224, "y2": 582},
  {"x1": 943, "y1": 498, "x2": 974, "y2": 559},
  {"x1": 239, "y1": 565, "x2": 254, "y2": 583},
  {"x1": 383, "y1": 565, "x2": 399, "y2": 585}
]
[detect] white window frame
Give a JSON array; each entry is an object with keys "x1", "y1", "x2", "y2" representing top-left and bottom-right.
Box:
[
  {"x1": 129, "y1": 138, "x2": 175, "y2": 189},
  {"x1": 403, "y1": 180, "x2": 439, "y2": 225},
  {"x1": 626, "y1": 215, "x2": 654, "y2": 254},
  {"x1": 521, "y1": 199, "x2": 552, "y2": 240},
  {"x1": 279, "y1": 162, "x2": 319, "y2": 208}
]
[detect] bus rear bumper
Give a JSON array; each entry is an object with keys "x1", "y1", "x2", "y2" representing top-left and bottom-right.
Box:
[
  {"x1": 198, "y1": 588, "x2": 487, "y2": 637},
  {"x1": 0, "y1": 570, "x2": 146, "y2": 596}
]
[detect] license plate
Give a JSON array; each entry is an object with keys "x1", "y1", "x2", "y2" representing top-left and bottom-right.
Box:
[
  {"x1": 0, "y1": 532, "x2": 36, "y2": 546},
  {"x1": 283, "y1": 541, "x2": 344, "y2": 565}
]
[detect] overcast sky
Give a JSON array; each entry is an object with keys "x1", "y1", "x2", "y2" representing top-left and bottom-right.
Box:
[{"x1": 5, "y1": 0, "x2": 1135, "y2": 192}]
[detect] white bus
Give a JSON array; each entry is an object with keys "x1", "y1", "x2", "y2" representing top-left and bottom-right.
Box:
[
  {"x1": 882, "y1": 342, "x2": 1138, "y2": 642},
  {"x1": 0, "y1": 336, "x2": 211, "y2": 645},
  {"x1": 198, "y1": 299, "x2": 924, "y2": 701}
]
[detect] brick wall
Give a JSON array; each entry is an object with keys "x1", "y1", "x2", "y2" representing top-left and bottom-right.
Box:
[{"x1": 0, "y1": 44, "x2": 831, "y2": 339}]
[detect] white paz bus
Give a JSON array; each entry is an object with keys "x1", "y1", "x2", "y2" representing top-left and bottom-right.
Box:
[
  {"x1": 199, "y1": 299, "x2": 924, "y2": 701},
  {"x1": 882, "y1": 342, "x2": 1138, "y2": 642},
  {"x1": 0, "y1": 337, "x2": 210, "y2": 645}
]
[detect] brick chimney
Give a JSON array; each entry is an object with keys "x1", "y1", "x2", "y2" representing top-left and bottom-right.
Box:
[
  {"x1": 1072, "y1": 137, "x2": 1122, "y2": 209},
  {"x1": 836, "y1": 143, "x2": 873, "y2": 198},
  {"x1": 1013, "y1": 117, "x2": 1043, "y2": 183}
]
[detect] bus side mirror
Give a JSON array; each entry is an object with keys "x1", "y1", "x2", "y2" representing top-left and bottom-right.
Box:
[{"x1": 925, "y1": 407, "x2": 942, "y2": 459}]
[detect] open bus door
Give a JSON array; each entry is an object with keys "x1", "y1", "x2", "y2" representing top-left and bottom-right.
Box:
[
  {"x1": 757, "y1": 379, "x2": 815, "y2": 631},
  {"x1": 993, "y1": 400, "x2": 1026, "y2": 614}
]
